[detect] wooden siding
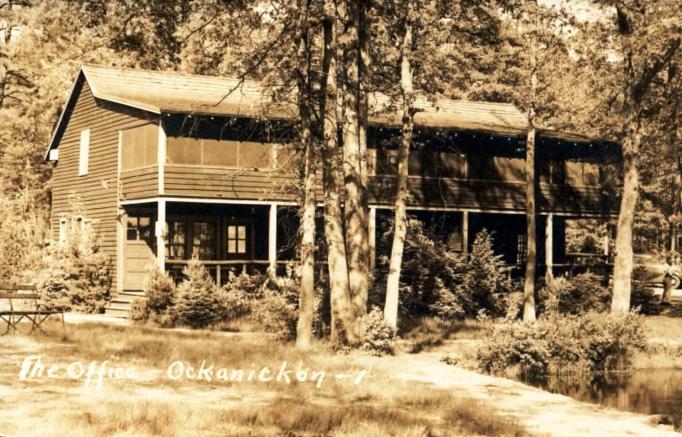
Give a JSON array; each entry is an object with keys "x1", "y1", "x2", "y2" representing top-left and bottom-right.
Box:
[
  {"x1": 163, "y1": 165, "x2": 306, "y2": 201},
  {"x1": 152, "y1": 165, "x2": 619, "y2": 215},
  {"x1": 50, "y1": 80, "x2": 157, "y2": 291},
  {"x1": 120, "y1": 166, "x2": 159, "y2": 200}
]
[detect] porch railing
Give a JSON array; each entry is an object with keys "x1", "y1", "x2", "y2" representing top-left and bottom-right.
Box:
[{"x1": 165, "y1": 259, "x2": 302, "y2": 286}]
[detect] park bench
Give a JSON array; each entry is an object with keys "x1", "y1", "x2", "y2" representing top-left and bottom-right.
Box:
[{"x1": 0, "y1": 283, "x2": 65, "y2": 335}]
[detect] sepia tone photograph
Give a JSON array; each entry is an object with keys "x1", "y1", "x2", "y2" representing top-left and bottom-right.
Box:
[{"x1": 1, "y1": 0, "x2": 681, "y2": 436}]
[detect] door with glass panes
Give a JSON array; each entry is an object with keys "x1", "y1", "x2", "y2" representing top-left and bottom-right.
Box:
[{"x1": 124, "y1": 215, "x2": 156, "y2": 291}]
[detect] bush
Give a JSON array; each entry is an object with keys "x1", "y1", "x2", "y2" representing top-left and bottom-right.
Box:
[
  {"x1": 538, "y1": 273, "x2": 610, "y2": 315},
  {"x1": 130, "y1": 266, "x2": 176, "y2": 326},
  {"x1": 218, "y1": 271, "x2": 304, "y2": 340},
  {"x1": 464, "y1": 230, "x2": 513, "y2": 317},
  {"x1": 631, "y1": 266, "x2": 661, "y2": 315},
  {"x1": 172, "y1": 258, "x2": 222, "y2": 329},
  {"x1": 476, "y1": 312, "x2": 647, "y2": 378},
  {"x1": 356, "y1": 307, "x2": 397, "y2": 356},
  {"x1": 37, "y1": 206, "x2": 112, "y2": 313},
  {"x1": 250, "y1": 288, "x2": 298, "y2": 341},
  {"x1": 375, "y1": 220, "x2": 513, "y2": 320}
]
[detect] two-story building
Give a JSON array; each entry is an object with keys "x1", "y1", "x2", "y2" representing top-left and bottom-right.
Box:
[{"x1": 45, "y1": 65, "x2": 621, "y2": 316}]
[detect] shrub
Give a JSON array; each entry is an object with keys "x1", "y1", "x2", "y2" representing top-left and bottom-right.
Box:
[
  {"x1": 375, "y1": 220, "x2": 514, "y2": 320},
  {"x1": 538, "y1": 273, "x2": 610, "y2": 315},
  {"x1": 476, "y1": 312, "x2": 647, "y2": 378},
  {"x1": 631, "y1": 266, "x2": 661, "y2": 315},
  {"x1": 218, "y1": 271, "x2": 304, "y2": 340},
  {"x1": 130, "y1": 266, "x2": 176, "y2": 325},
  {"x1": 250, "y1": 288, "x2": 298, "y2": 341},
  {"x1": 464, "y1": 230, "x2": 513, "y2": 317},
  {"x1": 144, "y1": 266, "x2": 176, "y2": 315},
  {"x1": 172, "y1": 258, "x2": 222, "y2": 329},
  {"x1": 37, "y1": 205, "x2": 112, "y2": 313},
  {"x1": 356, "y1": 307, "x2": 397, "y2": 356}
]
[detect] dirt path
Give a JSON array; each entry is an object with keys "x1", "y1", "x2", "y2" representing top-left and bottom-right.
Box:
[{"x1": 364, "y1": 352, "x2": 679, "y2": 437}]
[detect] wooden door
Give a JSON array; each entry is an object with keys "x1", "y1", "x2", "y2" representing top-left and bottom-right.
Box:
[{"x1": 124, "y1": 216, "x2": 156, "y2": 291}]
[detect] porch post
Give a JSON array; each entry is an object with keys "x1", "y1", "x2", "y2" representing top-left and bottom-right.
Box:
[
  {"x1": 545, "y1": 213, "x2": 554, "y2": 281},
  {"x1": 462, "y1": 211, "x2": 469, "y2": 255},
  {"x1": 116, "y1": 207, "x2": 126, "y2": 294},
  {"x1": 369, "y1": 206, "x2": 376, "y2": 270},
  {"x1": 156, "y1": 199, "x2": 166, "y2": 271},
  {"x1": 158, "y1": 119, "x2": 166, "y2": 195},
  {"x1": 268, "y1": 203, "x2": 277, "y2": 276}
]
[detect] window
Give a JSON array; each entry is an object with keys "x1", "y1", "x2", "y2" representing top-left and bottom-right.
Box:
[
  {"x1": 166, "y1": 137, "x2": 273, "y2": 169},
  {"x1": 126, "y1": 216, "x2": 152, "y2": 242},
  {"x1": 121, "y1": 124, "x2": 158, "y2": 171},
  {"x1": 226, "y1": 224, "x2": 247, "y2": 255},
  {"x1": 562, "y1": 160, "x2": 600, "y2": 186},
  {"x1": 58, "y1": 217, "x2": 67, "y2": 244},
  {"x1": 79, "y1": 129, "x2": 90, "y2": 176},
  {"x1": 469, "y1": 155, "x2": 525, "y2": 181},
  {"x1": 167, "y1": 221, "x2": 187, "y2": 260},
  {"x1": 517, "y1": 234, "x2": 527, "y2": 265},
  {"x1": 192, "y1": 221, "x2": 217, "y2": 260},
  {"x1": 372, "y1": 149, "x2": 399, "y2": 175},
  {"x1": 409, "y1": 151, "x2": 466, "y2": 178}
]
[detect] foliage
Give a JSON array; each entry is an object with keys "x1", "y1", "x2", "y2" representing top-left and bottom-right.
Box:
[
  {"x1": 376, "y1": 219, "x2": 514, "y2": 320},
  {"x1": 37, "y1": 206, "x2": 112, "y2": 313},
  {"x1": 476, "y1": 312, "x2": 647, "y2": 378},
  {"x1": 249, "y1": 288, "x2": 299, "y2": 341},
  {"x1": 130, "y1": 266, "x2": 177, "y2": 326},
  {"x1": 218, "y1": 271, "x2": 303, "y2": 340},
  {"x1": 538, "y1": 273, "x2": 611, "y2": 315},
  {"x1": 172, "y1": 258, "x2": 222, "y2": 329},
  {"x1": 464, "y1": 230, "x2": 514, "y2": 317},
  {"x1": 630, "y1": 266, "x2": 662, "y2": 315},
  {"x1": 356, "y1": 307, "x2": 397, "y2": 356}
]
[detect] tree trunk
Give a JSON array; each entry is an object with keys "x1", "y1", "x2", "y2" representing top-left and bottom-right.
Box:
[
  {"x1": 295, "y1": 2, "x2": 315, "y2": 350},
  {"x1": 523, "y1": 43, "x2": 538, "y2": 323},
  {"x1": 523, "y1": 126, "x2": 537, "y2": 322},
  {"x1": 356, "y1": 0, "x2": 371, "y2": 315},
  {"x1": 385, "y1": 15, "x2": 414, "y2": 329},
  {"x1": 320, "y1": 1, "x2": 356, "y2": 344},
  {"x1": 611, "y1": 122, "x2": 641, "y2": 313},
  {"x1": 340, "y1": 0, "x2": 369, "y2": 319}
]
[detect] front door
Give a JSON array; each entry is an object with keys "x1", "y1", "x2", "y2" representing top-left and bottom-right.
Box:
[{"x1": 124, "y1": 215, "x2": 156, "y2": 291}]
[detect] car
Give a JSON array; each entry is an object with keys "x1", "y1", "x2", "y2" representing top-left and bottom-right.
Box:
[{"x1": 634, "y1": 254, "x2": 682, "y2": 289}]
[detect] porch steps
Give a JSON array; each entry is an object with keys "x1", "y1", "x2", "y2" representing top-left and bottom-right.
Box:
[{"x1": 104, "y1": 290, "x2": 145, "y2": 318}]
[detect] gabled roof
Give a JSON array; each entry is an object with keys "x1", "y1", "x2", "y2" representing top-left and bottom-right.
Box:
[{"x1": 46, "y1": 65, "x2": 533, "y2": 158}]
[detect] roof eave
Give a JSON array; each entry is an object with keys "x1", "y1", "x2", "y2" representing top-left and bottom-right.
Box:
[{"x1": 44, "y1": 67, "x2": 84, "y2": 161}]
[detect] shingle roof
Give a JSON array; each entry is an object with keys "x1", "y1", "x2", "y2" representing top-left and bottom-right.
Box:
[
  {"x1": 80, "y1": 64, "x2": 529, "y2": 132},
  {"x1": 48, "y1": 65, "x2": 608, "y2": 157}
]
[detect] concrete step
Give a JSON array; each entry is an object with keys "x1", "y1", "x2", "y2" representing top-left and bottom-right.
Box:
[
  {"x1": 104, "y1": 291, "x2": 146, "y2": 318},
  {"x1": 104, "y1": 306, "x2": 130, "y2": 318}
]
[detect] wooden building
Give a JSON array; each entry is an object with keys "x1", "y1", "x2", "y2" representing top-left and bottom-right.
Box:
[{"x1": 45, "y1": 65, "x2": 621, "y2": 316}]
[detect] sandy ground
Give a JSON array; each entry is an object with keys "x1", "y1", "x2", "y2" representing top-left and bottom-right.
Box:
[{"x1": 366, "y1": 351, "x2": 680, "y2": 437}]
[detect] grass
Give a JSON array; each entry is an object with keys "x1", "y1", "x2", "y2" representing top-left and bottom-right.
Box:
[
  {"x1": 632, "y1": 316, "x2": 682, "y2": 369},
  {"x1": 0, "y1": 320, "x2": 530, "y2": 437}
]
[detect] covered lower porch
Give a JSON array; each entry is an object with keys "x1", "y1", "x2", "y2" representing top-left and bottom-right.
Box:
[
  {"x1": 119, "y1": 199, "x2": 300, "y2": 291},
  {"x1": 119, "y1": 198, "x2": 616, "y2": 293}
]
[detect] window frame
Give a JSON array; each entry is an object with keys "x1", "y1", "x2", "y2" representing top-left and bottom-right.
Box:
[
  {"x1": 78, "y1": 129, "x2": 90, "y2": 176},
  {"x1": 165, "y1": 137, "x2": 275, "y2": 170},
  {"x1": 120, "y1": 123, "x2": 159, "y2": 172}
]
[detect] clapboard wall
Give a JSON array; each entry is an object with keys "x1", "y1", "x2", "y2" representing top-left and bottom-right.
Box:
[{"x1": 50, "y1": 78, "x2": 157, "y2": 291}]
